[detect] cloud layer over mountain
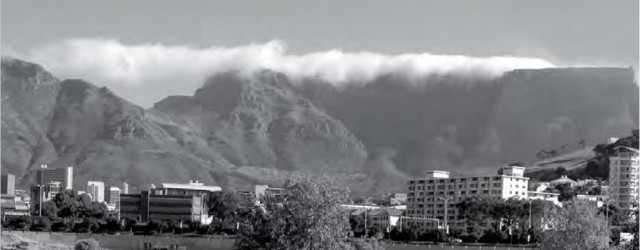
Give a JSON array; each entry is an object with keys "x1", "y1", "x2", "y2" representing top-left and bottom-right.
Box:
[{"x1": 12, "y1": 39, "x2": 557, "y2": 106}]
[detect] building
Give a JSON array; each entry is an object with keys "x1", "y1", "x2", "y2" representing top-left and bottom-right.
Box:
[
  {"x1": 35, "y1": 165, "x2": 73, "y2": 190},
  {"x1": 608, "y1": 146, "x2": 640, "y2": 210},
  {"x1": 405, "y1": 165, "x2": 529, "y2": 231},
  {"x1": 87, "y1": 181, "x2": 105, "y2": 202},
  {"x1": 528, "y1": 191, "x2": 561, "y2": 206},
  {"x1": 1, "y1": 195, "x2": 30, "y2": 221},
  {"x1": 367, "y1": 208, "x2": 404, "y2": 232},
  {"x1": 30, "y1": 182, "x2": 62, "y2": 215},
  {"x1": 532, "y1": 182, "x2": 550, "y2": 192},
  {"x1": 238, "y1": 184, "x2": 284, "y2": 202},
  {"x1": 109, "y1": 186, "x2": 121, "y2": 208},
  {"x1": 123, "y1": 182, "x2": 129, "y2": 194},
  {"x1": 389, "y1": 193, "x2": 408, "y2": 205},
  {"x1": 120, "y1": 190, "x2": 210, "y2": 224},
  {"x1": 549, "y1": 175, "x2": 577, "y2": 188},
  {"x1": 154, "y1": 180, "x2": 221, "y2": 197},
  {"x1": 1, "y1": 174, "x2": 16, "y2": 196}
]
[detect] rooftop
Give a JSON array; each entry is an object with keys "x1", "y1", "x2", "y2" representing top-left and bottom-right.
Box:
[{"x1": 159, "y1": 181, "x2": 221, "y2": 192}]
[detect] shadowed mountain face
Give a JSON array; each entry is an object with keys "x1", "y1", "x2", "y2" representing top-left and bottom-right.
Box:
[{"x1": 1, "y1": 58, "x2": 638, "y2": 194}]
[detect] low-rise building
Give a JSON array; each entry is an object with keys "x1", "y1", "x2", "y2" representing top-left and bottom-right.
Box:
[
  {"x1": 389, "y1": 193, "x2": 407, "y2": 205},
  {"x1": 549, "y1": 175, "x2": 577, "y2": 188},
  {"x1": 120, "y1": 191, "x2": 209, "y2": 224},
  {"x1": 368, "y1": 208, "x2": 404, "y2": 232},
  {"x1": 1, "y1": 174, "x2": 16, "y2": 196},
  {"x1": 1, "y1": 195, "x2": 29, "y2": 221},
  {"x1": 528, "y1": 191, "x2": 561, "y2": 206}
]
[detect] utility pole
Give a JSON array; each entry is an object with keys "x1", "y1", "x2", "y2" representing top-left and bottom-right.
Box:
[
  {"x1": 361, "y1": 196, "x2": 372, "y2": 237},
  {"x1": 438, "y1": 196, "x2": 453, "y2": 235},
  {"x1": 528, "y1": 199, "x2": 533, "y2": 243},
  {"x1": 38, "y1": 185, "x2": 43, "y2": 217},
  {"x1": 605, "y1": 199, "x2": 612, "y2": 226}
]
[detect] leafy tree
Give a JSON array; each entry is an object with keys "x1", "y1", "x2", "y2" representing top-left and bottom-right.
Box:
[
  {"x1": 6, "y1": 215, "x2": 32, "y2": 230},
  {"x1": 207, "y1": 190, "x2": 244, "y2": 231},
  {"x1": 235, "y1": 175, "x2": 384, "y2": 250},
  {"x1": 30, "y1": 217, "x2": 52, "y2": 231},
  {"x1": 540, "y1": 201, "x2": 609, "y2": 250},
  {"x1": 101, "y1": 217, "x2": 123, "y2": 233},
  {"x1": 349, "y1": 213, "x2": 366, "y2": 237}
]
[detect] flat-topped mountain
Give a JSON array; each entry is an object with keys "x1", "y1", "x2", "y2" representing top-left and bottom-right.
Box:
[{"x1": 1, "y1": 58, "x2": 637, "y2": 194}]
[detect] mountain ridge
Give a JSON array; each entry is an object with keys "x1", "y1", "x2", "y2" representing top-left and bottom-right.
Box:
[{"x1": 1, "y1": 57, "x2": 637, "y2": 194}]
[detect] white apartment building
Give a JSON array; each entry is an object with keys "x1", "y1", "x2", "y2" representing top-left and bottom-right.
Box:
[
  {"x1": 405, "y1": 166, "x2": 529, "y2": 231},
  {"x1": 109, "y1": 186, "x2": 121, "y2": 208},
  {"x1": 608, "y1": 146, "x2": 640, "y2": 210},
  {"x1": 86, "y1": 181, "x2": 105, "y2": 202}
]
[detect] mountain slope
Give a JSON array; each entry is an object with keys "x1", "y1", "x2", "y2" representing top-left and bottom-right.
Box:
[
  {"x1": 1, "y1": 58, "x2": 637, "y2": 194},
  {"x1": 297, "y1": 68, "x2": 638, "y2": 175}
]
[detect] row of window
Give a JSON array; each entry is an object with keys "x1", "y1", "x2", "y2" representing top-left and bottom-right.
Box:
[{"x1": 408, "y1": 177, "x2": 526, "y2": 185}]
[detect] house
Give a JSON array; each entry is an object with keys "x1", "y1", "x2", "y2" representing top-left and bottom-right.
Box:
[
  {"x1": 550, "y1": 175, "x2": 577, "y2": 188},
  {"x1": 367, "y1": 208, "x2": 404, "y2": 232}
]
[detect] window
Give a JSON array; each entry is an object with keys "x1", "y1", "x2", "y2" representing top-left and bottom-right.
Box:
[
  {"x1": 483, "y1": 190, "x2": 489, "y2": 194},
  {"x1": 439, "y1": 180, "x2": 446, "y2": 183},
  {"x1": 494, "y1": 177, "x2": 501, "y2": 181},
  {"x1": 484, "y1": 177, "x2": 490, "y2": 181},
  {"x1": 428, "y1": 192, "x2": 434, "y2": 195},
  {"x1": 419, "y1": 180, "x2": 425, "y2": 184},
  {"x1": 493, "y1": 183, "x2": 501, "y2": 188},
  {"x1": 472, "y1": 177, "x2": 478, "y2": 181},
  {"x1": 409, "y1": 181, "x2": 415, "y2": 184},
  {"x1": 429, "y1": 180, "x2": 434, "y2": 184},
  {"x1": 448, "y1": 191, "x2": 454, "y2": 195},
  {"x1": 481, "y1": 184, "x2": 486, "y2": 188},
  {"x1": 460, "y1": 178, "x2": 467, "y2": 182}
]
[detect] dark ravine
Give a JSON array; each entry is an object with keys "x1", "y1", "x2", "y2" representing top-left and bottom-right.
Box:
[{"x1": 1, "y1": 57, "x2": 638, "y2": 195}]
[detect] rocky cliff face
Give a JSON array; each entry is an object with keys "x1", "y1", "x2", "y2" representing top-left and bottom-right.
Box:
[{"x1": 1, "y1": 58, "x2": 637, "y2": 194}]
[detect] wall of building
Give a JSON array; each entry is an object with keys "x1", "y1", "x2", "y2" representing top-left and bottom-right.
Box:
[{"x1": 1, "y1": 174, "x2": 15, "y2": 195}]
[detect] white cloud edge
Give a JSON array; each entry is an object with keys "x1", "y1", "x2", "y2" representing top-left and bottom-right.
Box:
[{"x1": 8, "y1": 39, "x2": 559, "y2": 87}]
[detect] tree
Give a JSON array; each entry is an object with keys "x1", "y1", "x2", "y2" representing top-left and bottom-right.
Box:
[
  {"x1": 6, "y1": 215, "x2": 32, "y2": 230},
  {"x1": 235, "y1": 175, "x2": 384, "y2": 250},
  {"x1": 349, "y1": 213, "x2": 366, "y2": 237},
  {"x1": 30, "y1": 217, "x2": 52, "y2": 231},
  {"x1": 540, "y1": 201, "x2": 609, "y2": 250},
  {"x1": 207, "y1": 190, "x2": 244, "y2": 232}
]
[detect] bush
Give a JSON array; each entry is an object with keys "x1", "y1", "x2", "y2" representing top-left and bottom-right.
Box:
[
  {"x1": 30, "y1": 217, "x2": 52, "y2": 231},
  {"x1": 74, "y1": 239, "x2": 101, "y2": 250}
]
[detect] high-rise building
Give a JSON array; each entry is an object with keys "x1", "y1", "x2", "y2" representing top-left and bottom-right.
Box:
[
  {"x1": 109, "y1": 186, "x2": 121, "y2": 209},
  {"x1": 65, "y1": 166, "x2": 73, "y2": 190},
  {"x1": 123, "y1": 182, "x2": 129, "y2": 194},
  {"x1": 1, "y1": 174, "x2": 16, "y2": 196},
  {"x1": 608, "y1": 146, "x2": 640, "y2": 210},
  {"x1": 404, "y1": 165, "x2": 529, "y2": 232},
  {"x1": 30, "y1": 182, "x2": 62, "y2": 215},
  {"x1": 86, "y1": 181, "x2": 105, "y2": 202},
  {"x1": 35, "y1": 165, "x2": 73, "y2": 190}
]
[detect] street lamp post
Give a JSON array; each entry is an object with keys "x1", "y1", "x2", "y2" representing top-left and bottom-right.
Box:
[
  {"x1": 605, "y1": 199, "x2": 612, "y2": 226},
  {"x1": 527, "y1": 199, "x2": 533, "y2": 243},
  {"x1": 361, "y1": 196, "x2": 372, "y2": 236},
  {"x1": 38, "y1": 185, "x2": 44, "y2": 217},
  {"x1": 438, "y1": 196, "x2": 453, "y2": 235}
]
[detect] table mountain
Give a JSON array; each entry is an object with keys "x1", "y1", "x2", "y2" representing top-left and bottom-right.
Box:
[{"x1": 1, "y1": 57, "x2": 637, "y2": 194}]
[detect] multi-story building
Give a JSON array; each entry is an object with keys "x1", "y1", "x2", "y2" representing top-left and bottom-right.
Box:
[
  {"x1": 87, "y1": 181, "x2": 105, "y2": 202},
  {"x1": 608, "y1": 146, "x2": 639, "y2": 210},
  {"x1": 405, "y1": 166, "x2": 529, "y2": 232},
  {"x1": 35, "y1": 165, "x2": 73, "y2": 190},
  {"x1": 109, "y1": 186, "x2": 121, "y2": 208},
  {"x1": 1, "y1": 195, "x2": 30, "y2": 221},
  {"x1": 123, "y1": 182, "x2": 129, "y2": 194},
  {"x1": 1, "y1": 174, "x2": 16, "y2": 196},
  {"x1": 389, "y1": 193, "x2": 408, "y2": 205},
  {"x1": 549, "y1": 175, "x2": 577, "y2": 188},
  {"x1": 120, "y1": 192, "x2": 210, "y2": 224},
  {"x1": 30, "y1": 182, "x2": 62, "y2": 215},
  {"x1": 153, "y1": 180, "x2": 221, "y2": 197},
  {"x1": 238, "y1": 184, "x2": 284, "y2": 202}
]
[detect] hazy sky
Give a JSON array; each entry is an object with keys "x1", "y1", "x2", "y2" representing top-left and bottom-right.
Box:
[{"x1": 2, "y1": 0, "x2": 638, "y2": 106}]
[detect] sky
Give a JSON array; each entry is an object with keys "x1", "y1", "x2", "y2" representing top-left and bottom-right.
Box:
[{"x1": 1, "y1": 0, "x2": 638, "y2": 107}]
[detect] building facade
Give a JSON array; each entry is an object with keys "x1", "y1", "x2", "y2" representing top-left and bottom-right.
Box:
[
  {"x1": 1, "y1": 174, "x2": 16, "y2": 196},
  {"x1": 35, "y1": 165, "x2": 73, "y2": 190},
  {"x1": 30, "y1": 182, "x2": 62, "y2": 215},
  {"x1": 608, "y1": 146, "x2": 640, "y2": 210},
  {"x1": 154, "y1": 180, "x2": 221, "y2": 197},
  {"x1": 109, "y1": 186, "x2": 121, "y2": 208},
  {"x1": 120, "y1": 191, "x2": 209, "y2": 224},
  {"x1": 87, "y1": 181, "x2": 105, "y2": 202},
  {"x1": 405, "y1": 166, "x2": 529, "y2": 231}
]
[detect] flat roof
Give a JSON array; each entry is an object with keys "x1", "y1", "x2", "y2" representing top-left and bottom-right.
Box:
[{"x1": 160, "y1": 183, "x2": 221, "y2": 192}]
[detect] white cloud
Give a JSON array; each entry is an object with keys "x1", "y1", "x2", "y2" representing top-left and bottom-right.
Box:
[{"x1": 9, "y1": 39, "x2": 558, "y2": 106}]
